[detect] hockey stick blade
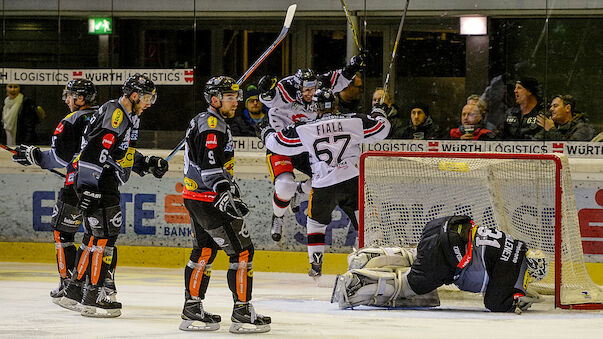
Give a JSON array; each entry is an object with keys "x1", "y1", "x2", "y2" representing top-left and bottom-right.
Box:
[
  {"x1": 1, "y1": 143, "x2": 66, "y2": 178},
  {"x1": 167, "y1": 3, "x2": 297, "y2": 162}
]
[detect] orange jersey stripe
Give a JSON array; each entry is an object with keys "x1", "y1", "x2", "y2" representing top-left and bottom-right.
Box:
[
  {"x1": 189, "y1": 247, "x2": 212, "y2": 298},
  {"x1": 53, "y1": 230, "x2": 67, "y2": 278},
  {"x1": 236, "y1": 250, "x2": 250, "y2": 302},
  {"x1": 90, "y1": 238, "x2": 108, "y2": 285}
]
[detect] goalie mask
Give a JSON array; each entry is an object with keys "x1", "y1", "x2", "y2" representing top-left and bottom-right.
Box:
[
  {"x1": 123, "y1": 73, "x2": 157, "y2": 104},
  {"x1": 62, "y1": 79, "x2": 97, "y2": 105},
  {"x1": 525, "y1": 249, "x2": 548, "y2": 282},
  {"x1": 312, "y1": 88, "x2": 337, "y2": 115},
  {"x1": 203, "y1": 76, "x2": 243, "y2": 105}
]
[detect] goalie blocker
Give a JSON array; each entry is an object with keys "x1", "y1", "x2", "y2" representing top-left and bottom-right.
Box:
[{"x1": 332, "y1": 215, "x2": 548, "y2": 313}]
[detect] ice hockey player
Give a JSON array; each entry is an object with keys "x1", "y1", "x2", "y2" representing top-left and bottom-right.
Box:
[
  {"x1": 66, "y1": 73, "x2": 168, "y2": 318},
  {"x1": 12, "y1": 79, "x2": 98, "y2": 305},
  {"x1": 179, "y1": 76, "x2": 271, "y2": 333},
  {"x1": 264, "y1": 88, "x2": 390, "y2": 280},
  {"x1": 257, "y1": 51, "x2": 367, "y2": 242},
  {"x1": 332, "y1": 215, "x2": 549, "y2": 314}
]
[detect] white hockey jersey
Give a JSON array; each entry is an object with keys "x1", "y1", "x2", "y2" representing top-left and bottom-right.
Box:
[
  {"x1": 265, "y1": 113, "x2": 390, "y2": 188},
  {"x1": 260, "y1": 70, "x2": 354, "y2": 131}
]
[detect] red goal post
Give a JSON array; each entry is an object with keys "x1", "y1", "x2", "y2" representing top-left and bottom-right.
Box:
[{"x1": 358, "y1": 151, "x2": 603, "y2": 309}]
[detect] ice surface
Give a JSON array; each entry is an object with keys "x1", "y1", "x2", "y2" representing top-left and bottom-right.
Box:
[{"x1": 1, "y1": 262, "x2": 602, "y2": 338}]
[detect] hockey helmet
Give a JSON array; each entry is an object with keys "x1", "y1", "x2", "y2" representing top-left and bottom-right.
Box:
[
  {"x1": 525, "y1": 249, "x2": 549, "y2": 282},
  {"x1": 62, "y1": 78, "x2": 97, "y2": 104},
  {"x1": 294, "y1": 68, "x2": 317, "y2": 89},
  {"x1": 312, "y1": 88, "x2": 336, "y2": 113},
  {"x1": 123, "y1": 73, "x2": 157, "y2": 104},
  {"x1": 203, "y1": 76, "x2": 242, "y2": 104}
]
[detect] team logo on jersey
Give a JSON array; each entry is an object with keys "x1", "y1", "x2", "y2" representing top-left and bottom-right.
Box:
[
  {"x1": 117, "y1": 147, "x2": 135, "y2": 168},
  {"x1": 54, "y1": 123, "x2": 64, "y2": 135},
  {"x1": 184, "y1": 177, "x2": 198, "y2": 191},
  {"x1": 206, "y1": 133, "x2": 218, "y2": 149},
  {"x1": 111, "y1": 108, "x2": 124, "y2": 128},
  {"x1": 224, "y1": 158, "x2": 234, "y2": 175},
  {"x1": 208, "y1": 116, "x2": 218, "y2": 129},
  {"x1": 102, "y1": 133, "x2": 115, "y2": 149}
]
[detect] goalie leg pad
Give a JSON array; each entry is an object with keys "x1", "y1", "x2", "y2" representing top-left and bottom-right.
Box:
[{"x1": 347, "y1": 247, "x2": 415, "y2": 270}]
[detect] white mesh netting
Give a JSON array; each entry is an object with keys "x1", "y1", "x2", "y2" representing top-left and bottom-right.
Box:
[{"x1": 360, "y1": 152, "x2": 603, "y2": 307}]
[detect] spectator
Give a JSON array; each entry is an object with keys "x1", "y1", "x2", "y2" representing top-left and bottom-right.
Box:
[
  {"x1": 372, "y1": 87, "x2": 403, "y2": 138},
  {"x1": 498, "y1": 77, "x2": 545, "y2": 140},
  {"x1": 533, "y1": 95, "x2": 594, "y2": 141},
  {"x1": 336, "y1": 73, "x2": 363, "y2": 114},
  {"x1": 394, "y1": 103, "x2": 441, "y2": 140},
  {"x1": 229, "y1": 85, "x2": 264, "y2": 136},
  {"x1": 450, "y1": 103, "x2": 495, "y2": 140},
  {"x1": 2, "y1": 84, "x2": 40, "y2": 145}
]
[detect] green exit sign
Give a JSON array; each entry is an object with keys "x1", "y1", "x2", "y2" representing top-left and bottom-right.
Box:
[{"x1": 88, "y1": 17, "x2": 112, "y2": 34}]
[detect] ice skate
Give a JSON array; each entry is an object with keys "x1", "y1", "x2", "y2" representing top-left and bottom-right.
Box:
[
  {"x1": 80, "y1": 284, "x2": 122, "y2": 318},
  {"x1": 308, "y1": 252, "x2": 323, "y2": 283},
  {"x1": 58, "y1": 280, "x2": 84, "y2": 312},
  {"x1": 271, "y1": 215, "x2": 284, "y2": 242},
  {"x1": 229, "y1": 302, "x2": 271, "y2": 334},
  {"x1": 179, "y1": 292, "x2": 221, "y2": 331},
  {"x1": 50, "y1": 277, "x2": 70, "y2": 305}
]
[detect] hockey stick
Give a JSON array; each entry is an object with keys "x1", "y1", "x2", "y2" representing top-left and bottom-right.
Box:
[
  {"x1": 0, "y1": 143, "x2": 66, "y2": 178},
  {"x1": 165, "y1": 3, "x2": 298, "y2": 162},
  {"x1": 381, "y1": 0, "x2": 410, "y2": 105},
  {"x1": 339, "y1": 0, "x2": 362, "y2": 50}
]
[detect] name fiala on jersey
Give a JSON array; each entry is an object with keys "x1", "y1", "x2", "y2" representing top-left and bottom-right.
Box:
[{"x1": 316, "y1": 121, "x2": 343, "y2": 135}]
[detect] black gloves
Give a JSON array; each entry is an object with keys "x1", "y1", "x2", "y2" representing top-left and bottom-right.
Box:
[
  {"x1": 343, "y1": 50, "x2": 368, "y2": 78},
  {"x1": 213, "y1": 190, "x2": 250, "y2": 219},
  {"x1": 258, "y1": 75, "x2": 278, "y2": 95},
  {"x1": 78, "y1": 188, "x2": 102, "y2": 213},
  {"x1": 256, "y1": 117, "x2": 276, "y2": 144},
  {"x1": 12, "y1": 144, "x2": 41, "y2": 166},
  {"x1": 143, "y1": 156, "x2": 169, "y2": 178},
  {"x1": 370, "y1": 103, "x2": 389, "y2": 119}
]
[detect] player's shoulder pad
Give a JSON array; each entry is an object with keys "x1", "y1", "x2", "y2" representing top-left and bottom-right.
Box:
[
  {"x1": 100, "y1": 100, "x2": 130, "y2": 132},
  {"x1": 196, "y1": 111, "x2": 227, "y2": 134},
  {"x1": 278, "y1": 77, "x2": 297, "y2": 95},
  {"x1": 64, "y1": 107, "x2": 98, "y2": 124}
]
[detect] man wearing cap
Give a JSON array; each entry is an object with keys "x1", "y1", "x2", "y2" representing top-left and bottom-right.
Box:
[
  {"x1": 393, "y1": 103, "x2": 441, "y2": 140},
  {"x1": 498, "y1": 77, "x2": 546, "y2": 140},
  {"x1": 228, "y1": 85, "x2": 266, "y2": 136}
]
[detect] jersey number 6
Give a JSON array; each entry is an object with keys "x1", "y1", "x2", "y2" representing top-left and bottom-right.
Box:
[{"x1": 313, "y1": 134, "x2": 351, "y2": 165}]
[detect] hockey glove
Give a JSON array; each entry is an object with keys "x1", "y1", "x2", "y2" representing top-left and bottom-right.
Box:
[
  {"x1": 258, "y1": 75, "x2": 278, "y2": 96},
  {"x1": 12, "y1": 144, "x2": 41, "y2": 166},
  {"x1": 78, "y1": 188, "x2": 102, "y2": 214},
  {"x1": 256, "y1": 117, "x2": 276, "y2": 144},
  {"x1": 143, "y1": 156, "x2": 169, "y2": 178},
  {"x1": 370, "y1": 103, "x2": 389, "y2": 119},
  {"x1": 513, "y1": 293, "x2": 542, "y2": 314},
  {"x1": 213, "y1": 190, "x2": 250, "y2": 220},
  {"x1": 343, "y1": 50, "x2": 368, "y2": 78}
]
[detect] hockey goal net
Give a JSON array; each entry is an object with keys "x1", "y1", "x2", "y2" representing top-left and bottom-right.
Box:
[{"x1": 359, "y1": 151, "x2": 603, "y2": 309}]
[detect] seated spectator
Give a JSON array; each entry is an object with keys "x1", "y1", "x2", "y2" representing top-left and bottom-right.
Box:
[
  {"x1": 533, "y1": 95, "x2": 594, "y2": 141},
  {"x1": 393, "y1": 103, "x2": 441, "y2": 140},
  {"x1": 498, "y1": 77, "x2": 546, "y2": 140},
  {"x1": 371, "y1": 87, "x2": 402, "y2": 138},
  {"x1": 229, "y1": 84, "x2": 266, "y2": 136},
  {"x1": 336, "y1": 72, "x2": 363, "y2": 113},
  {"x1": 450, "y1": 102, "x2": 495, "y2": 140}
]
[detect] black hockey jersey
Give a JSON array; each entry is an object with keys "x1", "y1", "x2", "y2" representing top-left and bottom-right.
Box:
[
  {"x1": 77, "y1": 99, "x2": 145, "y2": 190},
  {"x1": 264, "y1": 113, "x2": 390, "y2": 188},
  {"x1": 182, "y1": 107, "x2": 235, "y2": 201},
  {"x1": 408, "y1": 215, "x2": 529, "y2": 312},
  {"x1": 38, "y1": 107, "x2": 96, "y2": 184}
]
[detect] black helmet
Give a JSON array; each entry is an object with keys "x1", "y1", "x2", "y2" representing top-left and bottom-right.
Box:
[
  {"x1": 204, "y1": 76, "x2": 242, "y2": 104},
  {"x1": 312, "y1": 88, "x2": 336, "y2": 113},
  {"x1": 293, "y1": 69, "x2": 317, "y2": 90},
  {"x1": 123, "y1": 73, "x2": 157, "y2": 104},
  {"x1": 62, "y1": 79, "x2": 97, "y2": 104}
]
